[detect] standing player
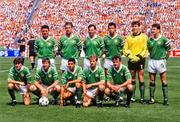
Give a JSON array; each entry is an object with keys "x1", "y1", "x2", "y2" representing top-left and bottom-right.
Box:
[
  {"x1": 7, "y1": 58, "x2": 31, "y2": 106},
  {"x1": 82, "y1": 55, "x2": 105, "y2": 107},
  {"x1": 103, "y1": 22, "x2": 124, "y2": 74},
  {"x1": 58, "y1": 22, "x2": 82, "y2": 73},
  {"x1": 60, "y1": 58, "x2": 83, "y2": 108},
  {"x1": 83, "y1": 24, "x2": 104, "y2": 69},
  {"x1": 123, "y1": 21, "x2": 148, "y2": 103},
  {"x1": 17, "y1": 33, "x2": 26, "y2": 63},
  {"x1": 35, "y1": 25, "x2": 56, "y2": 70},
  {"x1": 147, "y1": 24, "x2": 171, "y2": 105},
  {"x1": 29, "y1": 58, "x2": 60, "y2": 105},
  {"x1": 105, "y1": 56, "x2": 133, "y2": 108},
  {"x1": 27, "y1": 34, "x2": 36, "y2": 70}
]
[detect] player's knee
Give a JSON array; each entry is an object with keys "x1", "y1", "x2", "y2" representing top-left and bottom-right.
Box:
[
  {"x1": 75, "y1": 83, "x2": 81, "y2": 88},
  {"x1": 54, "y1": 85, "x2": 61, "y2": 92},
  {"x1": 8, "y1": 83, "x2": 14, "y2": 89},
  {"x1": 127, "y1": 84, "x2": 133, "y2": 91},
  {"x1": 98, "y1": 85, "x2": 105, "y2": 91},
  {"x1": 104, "y1": 88, "x2": 110, "y2": 95}
]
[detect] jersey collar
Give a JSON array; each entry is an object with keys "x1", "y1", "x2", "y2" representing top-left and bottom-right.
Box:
[
  {"x1": 42, "y1": 67, "x2": 51, "y2": 74},
  {"x1": 14, "y1": 66, "x2": 24, "y2": 73},
  {"x1": 65, "y1": 34, "x2": 75, "y2": 39},
  {"x1": 88, "y1": 35, "x2": 98, "y2": 40},
  {"x1": 41, "y1": 36, "x2": 51, "y2": 41},
  {"x1": 153, "y1": 34, "x2": 162, "y2": 41},
  {"x1": 113, "y1": 64, "x2": 122, "y2": 73},
  {"x1": 68, "y1": 66, "x2": 77, "y2": 74},
  {"x1": 108, "y1": 33, "x2": 118, "y2": 39},
  {"x1": 89, "y1": 66, "x2": 98, "y2": 73}
]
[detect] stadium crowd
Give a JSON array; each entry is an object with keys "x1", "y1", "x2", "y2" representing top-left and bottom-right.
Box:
[{"x1": 0, "y1": 0, "x2": 179, "y2": 50}]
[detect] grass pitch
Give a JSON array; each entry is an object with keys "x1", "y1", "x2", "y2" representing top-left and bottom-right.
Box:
[{"x1": 0, "y1": 57, "x2": 180, "y2": 122}]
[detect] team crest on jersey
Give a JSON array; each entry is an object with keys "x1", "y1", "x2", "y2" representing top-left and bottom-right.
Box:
[
  {"x1": 121, "y1": 73, "x2": 123, "y2": 76},
  {"x1": 48, "y1": 74, "x2": 52, "y2": 78},
  {"x1": 114, "y1": 39, "x2": 118, "y2": 44},
  {"x1": 95, "y1": 74, "x2": 99, "y2": 77},
  {"x1": 48, "y1": 42, "x2": 52, "y2": 46},
  {"x1": 40, "y1": 42, "x2": 44, "y2": 46},
  {"x1": 21, "y1": 73, "x2": 24, "y2": 77},
  {"x1": 158, "y1": 41, "x2": 161, "y2": 45}
]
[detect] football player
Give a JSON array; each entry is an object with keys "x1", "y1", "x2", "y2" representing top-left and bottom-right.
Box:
[
  {"x1": 58, "y1": 22, "x2": 82, "y2": 73},
  {"x1": 147, "y1": 23, "x2": 171, "y2": 105},
  {"x1": 123, "y1": 21, "x2": 148, "y2": 104},
  {"x1": 35, "y1": 25, "x2": 56, "y2": 70},
  {"x1": 105, "y1": 56, "x2": 133, "y2": 108},
  {"x1": 83, "y1": 24, "x2": 104, "y2": 69},
  {"x1": 29, "y1": 58, "x2": 60, "y2": 105},
  {"x1": 60, "y1": 58, "x2": 83, "y2": 108},
  {"x1": 82, "y1": 55, "x2": 105, "y2": 107},
  {"x1": 7, "y1": 58, "x2": 31, "y2": 106},
  {"x1": 103, "y1": 22, "x2": 124, "y2": 75}
]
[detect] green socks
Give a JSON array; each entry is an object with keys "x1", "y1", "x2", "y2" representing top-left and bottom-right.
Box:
[
  {"x1": 150, "y1": 82, "x2": 155, "y2": 99},
  {"x1": 139, "y1": 82, "x2": 145, "y2": 100}
]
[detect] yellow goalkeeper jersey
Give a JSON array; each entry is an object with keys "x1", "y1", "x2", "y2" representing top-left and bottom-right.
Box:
[{"x1": 123, "y1": 33, "x2": 148, "y2": 58}]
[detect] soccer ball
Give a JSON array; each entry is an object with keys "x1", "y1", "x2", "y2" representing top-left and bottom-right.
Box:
[{"x1": 39, "y1": 97, "x2": 49, "y2": 106}]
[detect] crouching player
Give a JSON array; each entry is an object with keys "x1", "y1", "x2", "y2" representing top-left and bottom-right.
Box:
[
  {"x1": 105, "y1": 56, "x2": 133, "y2": 108},
  {"x1": 30, "y1": 58, "x2": 60, "y2": 105},
  {"x1": 82, "y1": 55, "x2": 105, "y2": 107},
  {"x1": 7, "y1": 58, "x2": 31, "y2": 106},
  {"x1": 60, "y1": 58, "x2": 83, "y2": 108}
]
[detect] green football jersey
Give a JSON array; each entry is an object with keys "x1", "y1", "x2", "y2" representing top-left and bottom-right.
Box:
[
  {"x1": 35, "y1": 37, "x2": 56, "y2": 59},
  {"x1": 148, "y1": 36, "x2": 171, "y2": 60},
  {"x1": 107, "y1": 64, "x2": 131, "y2": 85},
  {"x1": 61, "y1": 66, "x2": 82, "y2": 87},
  {"x1": 35, "y1": 67, "x2": 59, "y2": 86},
  {"x1": 83, "y1": 35, "x2": 104, "y2": 58},
  {"x1": 103, "y1": 34, "x2": 124, "y2": 59},
  {"x1": 58, "y1": 35, "x2": 82, "y2": 59},
  {"x1": 82, "y1": 66, "x2": 105, "y2": 87},
  {"x1": 8, "y1": 66, "x2": 31, "y2": 84}
]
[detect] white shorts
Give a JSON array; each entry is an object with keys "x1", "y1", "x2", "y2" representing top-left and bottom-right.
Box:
[
  {"x1": 83, "y1": 58, "x2": 101, "y2": 69},
  {"x1": 103, "y1": 58, "x2": 113, "y2": 69},
  {"x1": 67, "y1": 87, "x2": 76, "y2": 94},
  {"x1": 118, "y1": 87, "x2": 127, "y2": 93},
  {"x1": 148, "y1": 59, "x2": 167, "y2": 74},
  {"x1": 60, "y1": 58, "x2": 78, "y2": 71},
  {"x1": 37, "y1": 58, "x2": 55, "y2": 70},
  {"x1": 18, "y1": 85, "x2": 28, "y2": 94},
  {"x1": 86, "y1": 88, "x2": 98, "y2": 99}
]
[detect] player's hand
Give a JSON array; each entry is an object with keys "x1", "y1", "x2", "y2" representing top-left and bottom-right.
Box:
[
  {"x1": 19, "y1": 82, "x2": 25, "y2": 86},
  {"x1": 112, "y1": 86, "x2": 119, "y2": 92},
  {"x1": 86, "y1": 84, "x2": 92, "y2": 89}
]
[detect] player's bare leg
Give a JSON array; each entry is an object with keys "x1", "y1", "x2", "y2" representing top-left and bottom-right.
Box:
[
  {"x1": 83, "y1": 95, "x2": 92, "y2": 107},
  {"x1": 23, "y1": 92, "x2": 31, "y2": 105}
]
